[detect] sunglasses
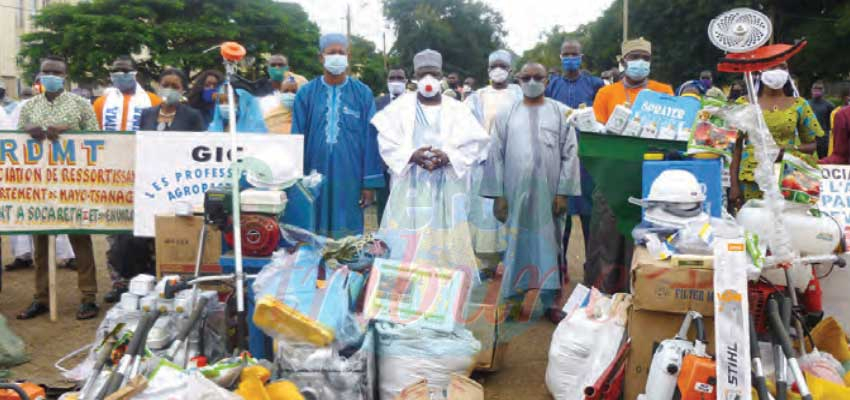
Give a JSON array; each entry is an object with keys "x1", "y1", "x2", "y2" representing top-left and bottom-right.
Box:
[{"x1": 518, "y1": 75, "x2": 545, "y2": 82}]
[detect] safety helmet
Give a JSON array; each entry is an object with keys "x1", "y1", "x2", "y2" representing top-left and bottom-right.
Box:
[{"x1": 646, "y1": 169, "x2": 706, "y2": 203}]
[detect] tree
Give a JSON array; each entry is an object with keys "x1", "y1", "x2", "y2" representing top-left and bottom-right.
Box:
[
  {"x1": 18, "y1": 0, "x2": 322, "y2": 86},
  {"x1": 383, "y1": 0, "x2": 506, "y2": 83},
  {"x1": 349, "y1": 35, "x2": 392, "y2": 95},
  {"x1": 520, "y1": 0, "x2": 850, "y2": 91}
]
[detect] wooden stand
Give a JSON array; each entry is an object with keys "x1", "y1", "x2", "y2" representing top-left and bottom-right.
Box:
[{"x1": 48, "y1": 235, "x2": 57, "y2": 322}]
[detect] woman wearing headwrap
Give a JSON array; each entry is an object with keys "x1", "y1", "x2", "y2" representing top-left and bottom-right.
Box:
[
  {"x1": 188, "y1": 69, "x2": 225, "y2": 127},
  {"x1": 208, "y1": 87, "x2": 268, "y2": 133},
  {"x1": 729, "y1": 62, "x2": 823, "y2": 208}
]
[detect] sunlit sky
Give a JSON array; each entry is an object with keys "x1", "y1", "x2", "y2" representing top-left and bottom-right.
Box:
[{"x1": 284, "y1": 0, "x2": 616, "y2": 54}]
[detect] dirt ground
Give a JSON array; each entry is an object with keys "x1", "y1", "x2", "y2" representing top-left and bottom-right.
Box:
[{"x1": 0, "y1": 215, "x2": 586, "y2": 399}]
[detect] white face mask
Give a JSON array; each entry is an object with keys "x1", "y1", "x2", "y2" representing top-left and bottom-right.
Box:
[
  {"x1": 488, "y1": 67, "x2": 509, "y2": 83},
  {"x1": 387, "y1": 81, "x2": 405, "y2": 96},
  {"x1": 760, "y1": 69, "x2": 789, "y2": 90},
  {"x1": 417, "y1": 75, "x2": 440, "y2": 98}
]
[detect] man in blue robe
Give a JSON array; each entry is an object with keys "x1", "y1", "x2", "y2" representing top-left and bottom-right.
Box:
[
  {"x1": 544, "y1": 40, "x2": 603, "y2": 287},
  {"x1": 292, "y1": 33, "x2": 384, "y2": 238},
  {"x1": 483, "y1": 62, "x2": 581, "y2": 321}
]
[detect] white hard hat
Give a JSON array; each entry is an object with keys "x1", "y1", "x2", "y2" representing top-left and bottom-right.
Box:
[{"x1": 646, "y1": 169, "x2": 706, "y2": 203}]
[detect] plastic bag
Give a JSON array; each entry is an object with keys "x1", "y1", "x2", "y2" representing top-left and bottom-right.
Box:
[
  {"x1": 779, "y1": 153, "x2": 821, "y2": 205},
  {"x1": 276, "y1": 327, "x2": 375, "y2": 400},
  {"x1": 253, "y1": 247, "x2": 364, "y2": 347},
  {"x1": 376, "y1": 322, "x2": 480, "y2": 400},
  {"x1": 0, "y1": 315, "x2": 28, "y2": 368},
  {"x1": 668, "y1": 220, "x2": 715, "y2": 255},
  {"x1": 800, "y1": 350, "x2": 847, "y2": 385},
  {"x1": 717, "y1": 104, "x2": 794, "y2": 261},
  {"x1": 62, "y1": 305, "x2": 141, "y2": 382},
  {"x1": 545, "y1": 290, "x2": 630, "y2": 400},
  {"x1": 135, "y1": 360, "x2": 242, "y2": 399}
]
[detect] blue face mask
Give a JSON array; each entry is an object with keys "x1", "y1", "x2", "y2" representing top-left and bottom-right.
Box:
[
  {"x1": 323, "y1": 54, "x2": 348, "y2": 76},
  {"x1": 111, "y1": 72, "x2": 137, "y2": 92},
  {"x1": 202, "y1": 88, "x2": 216, "y2": 104},
  {"x1": 625, "y1": 60, "x2": 651, "y2": 80},
  {"x1": 561, "y1": 55, "x2": 582, "y2": 72},
  {"x1": 41, "y1": 75, "x2": 65, "y2": 93},
  {"x1": 281, "y1": 92, "x2": 296, "y2": 109}
]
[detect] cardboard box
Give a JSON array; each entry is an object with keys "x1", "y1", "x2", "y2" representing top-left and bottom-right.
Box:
[
  {"x1": 466, "y1": 302, "x2": 509, "y2": 371},
  {"x1": 155, "y1": 215, "x2": 222, "y2": 278},
  {"x1": 625, "y1": 308, "x2": 716, "y2": 400},
  {"x1": 631, "y1": 246, "x2": 714, "y2": 317}
]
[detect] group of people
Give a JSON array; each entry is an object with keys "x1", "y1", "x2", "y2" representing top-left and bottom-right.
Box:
[{"x1": 4, "y1": 29, "x2": 849, "y2": 324}]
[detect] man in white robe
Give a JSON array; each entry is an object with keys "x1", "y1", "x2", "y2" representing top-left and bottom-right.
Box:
[
  {"x1": 464, "y1": 50, "x2": 523, "y2": 263},
  {"x1": 481, "y1": 63, "x2": 581, "y2": 321},
  {"x1": 371, "y1": 49, "x2": 489, "y2": 277}
]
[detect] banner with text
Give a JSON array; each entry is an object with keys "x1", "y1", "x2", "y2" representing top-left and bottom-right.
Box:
[
  {"x1": 0, "y1": 132, "x2": 135, "y2": 234},
  {"x1": 134, "y1": 131, "x2": 303, "y2": 237},
  {"x1": 819, "y1": 165, "x2": 850, "y2": 241}
]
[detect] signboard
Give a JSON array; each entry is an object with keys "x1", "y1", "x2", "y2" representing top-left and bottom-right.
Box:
[
  {"x1": 623, "y1": 90, "x2": 701, "y2": 141},
  {"x1": 817, "y1": 165, "x2": 850, "y2": 332},
  {"x1": 0, "y1": 132, "x2": 135, "y2": 234},
  {"x1": 363, "y1": 258, "x2": 469, "y2": 333},
  {"x1": 133, "y1": 131, "x2": 303, "y2": 237},
  {"x1": 819, "y1": 164, "x2": 850, "y2": 240}
]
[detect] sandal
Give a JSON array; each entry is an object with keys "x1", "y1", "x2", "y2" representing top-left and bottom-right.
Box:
[
  {"x1": 546, "y1": 308, "x2": 566, "y2": 324},
  {"x1": 103, "y1": 286, "x2": 127, "y2": 304},
  {"x1": 76, "y1": 303, "x2": 100, "y2": 320},
  {"x1": 17, "y1": 302, "x2": 48, "y2": 320},
  {"x1": 59, "y1": 259, "x2": 77, "y2": 270},
  {"x1": 4, "y1": 258, "x2": 33, "y2": 271}
]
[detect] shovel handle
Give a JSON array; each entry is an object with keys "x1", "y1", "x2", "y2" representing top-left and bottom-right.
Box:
[
  {"x1": 749, "y1": 319, "x2": 770, "y2": 400},
  {"x1": 175, "y1": 296, "x2": 210, "y2": 342}
]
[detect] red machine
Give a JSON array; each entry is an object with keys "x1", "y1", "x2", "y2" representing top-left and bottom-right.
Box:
[{"x1": 224, "y1": 214, "x2": 281, "y2": 257}]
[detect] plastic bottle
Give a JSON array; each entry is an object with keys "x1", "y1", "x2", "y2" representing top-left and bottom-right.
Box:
[
  {"x1": 641, "y1": 121, "x2": 658, "y2": 139},
  {"x1": 622, "y1": 115, "x2": 642, "y2": 137},
  {"x1": 605, "y1": 102, "x2": 632, "y2": 134}
]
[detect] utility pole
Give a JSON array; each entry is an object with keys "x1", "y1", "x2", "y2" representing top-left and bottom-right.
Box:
[
  {"x1": 382, "y1": 31, "x2": 388, "y2": 72},
  {"x1": 623, "y1": 0, "x2": 629, "y2": 43},
  {"x1": 346, "y1": 3, "x2": 352, "y2": 42}
]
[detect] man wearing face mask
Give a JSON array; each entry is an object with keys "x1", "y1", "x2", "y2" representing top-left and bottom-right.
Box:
[
  {"x1": 588, "y1": 38, "x2": 673, "y2": 294},
  {"x1": 93, "y1": 56, "x2": 160, "y2": 131},
  {"x1": 464, "y1": 50, "x2": 522, "y2": 261},
  {"x1": 374, "y1": 67, "x2": 408, "y2": 223},
  {"x1": 376, "y1": 67, "x2": 407, "y2": 112},
  {"x1": 462, "y1": 77, "x2": 476, "y2": 100},
  {"x1": 291, "y1": 33, "x2": 383, "y2": 239},
  {"x1": 699, "y1": 70, "x2": 713, "y2": 90},
  {"x1": 482, "y1": 62, "x2": 580, "y2": 321},
  {"x1": 545, "y1": 40, "x2": 603, "y2": 276},
  {"x1": 546, "y1": 41, "x2": 604, "y2": 109},
  {"x1": 16, "y1": 56, "x2": 101, "y2": 320},
  {"x1": 808, "y1": 81, "x2": 834, "y2": 158},
  {"x1": 371, "y1": 49, "x2": 489, "y2": 279},
  {"x1": 252, "y1": 53, "x2": 307, "y2": 97},
  {"x1": 593, "y1": 38, "x2": 673, "y2": 124}
]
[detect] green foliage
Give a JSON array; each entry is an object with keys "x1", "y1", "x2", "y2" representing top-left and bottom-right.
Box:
[
  {"x1": 383, "y1": 0, "x2": 506, "y2": 83},
  {"x1": 349, "y1": 35, "x2": 392, "y2": 95},
  {"x1": 520, "y1": 0, "x2": 850, "y2": 92},
  {"x1": 18, "y1": 0, "x2": 322, "y2": 86}
]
